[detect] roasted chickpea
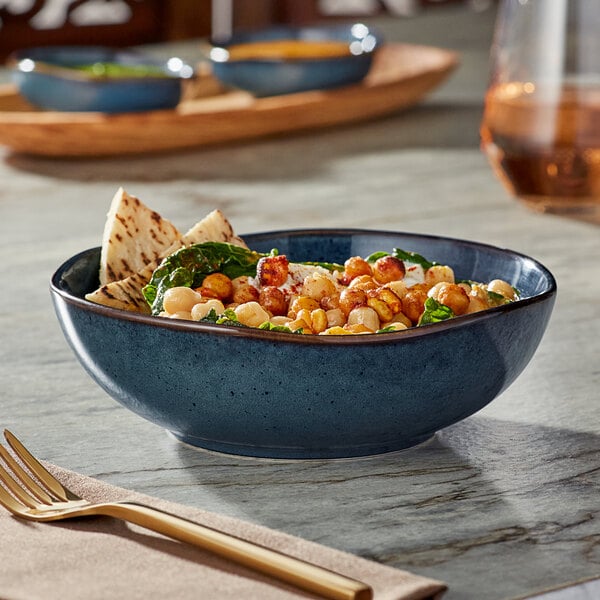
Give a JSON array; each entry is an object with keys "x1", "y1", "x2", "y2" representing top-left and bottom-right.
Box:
[
  {"x1": 289, "y1": 296, "x2": 319, "y2": 318},
  {"x1": 200, "y1": 273, "x2": 233, "y2": 301},
  {"x1": 194, "y1": 286, "x2": 220, "y2": 299},
  {"x1": 259, "y1": 286, "x2": 287, "y2": 316},
  {"x1": 232, "y1": 283, "x2": 259, "y2": 304},
  {"x1": 348, "y1": 274, "x2": 378, "y2": 292},
  {"x1": 320, "y1": 293, "x2": 341, "y2": 311},
  {"x1": 339, "y1": 288, "x2": 368, "y2": 315},
  {"x1": 343, "y1": 256, "x2": 372, "y2": 280},
  {"x1": 435, "y1": 283, "x2": 470, "y2": 316},
  {"x1": 402, "y1": 285, "x2": 429, "y2": 324},
  {"x1": 256, "y1": 255, "x2": 289, "y2": 287},
  {"x1": 372, "y1": 256, "x2": 405, "y2": 284}
]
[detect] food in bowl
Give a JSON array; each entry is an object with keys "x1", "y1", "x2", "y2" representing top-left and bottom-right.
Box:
[
  {"x1": 85, "y1": 188, "x2": 518, "y2": 336},
  {"x1": 208, "y1": 23, "x2": 380, "y2": 96},
  {"x1": 50, "y1": 188, "x2": 556, "y2": 458},
  {"x1": 9, "y1": 46, "x2": 194, "y2": 113}
]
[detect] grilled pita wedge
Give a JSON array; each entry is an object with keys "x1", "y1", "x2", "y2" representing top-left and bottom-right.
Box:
[
  {"x1": 99, "y1": 187, "x2": 182, "y2": 285},
  {"x1": 86, "y1": 201, "x2": 247, "y2": 313}
]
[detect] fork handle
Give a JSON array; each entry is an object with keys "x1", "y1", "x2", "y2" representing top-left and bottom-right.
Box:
[{"x1": 96, "y1": 501, "x2": 372, "y2": 600}]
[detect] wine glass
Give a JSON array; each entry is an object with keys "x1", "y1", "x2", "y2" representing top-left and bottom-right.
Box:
[{"x1": 481, "y1": 0, "x2": 600, "y2": 221}]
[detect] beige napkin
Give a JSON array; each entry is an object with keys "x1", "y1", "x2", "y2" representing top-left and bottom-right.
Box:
[{"x1": 1, "y1": 463, "x2": 446, "y2": 600}]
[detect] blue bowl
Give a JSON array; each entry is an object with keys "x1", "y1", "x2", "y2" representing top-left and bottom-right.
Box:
[
  {"x1": 9, "y1": 46, "x2": 194, "y2": 113},
  {"x1": 209, "y1": 23, "x2": 380, "y2": 97},
  {"x1": 50, "y1": 230, "x2": 556, "y2": 459}
]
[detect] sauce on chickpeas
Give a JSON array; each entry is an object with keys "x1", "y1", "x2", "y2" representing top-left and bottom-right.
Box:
[{"x1": 159, "y1": 250, "x2": 518, "y2": 335}]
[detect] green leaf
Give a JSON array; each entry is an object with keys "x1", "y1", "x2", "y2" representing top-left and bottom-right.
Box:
[
  {"x1": 418, "y1": 297, "x2": 454, "y2": 326},
  {"x1": 258, "y1": 322, "x2": 303, "y2": 334},
  {"x1": 365, "y1": 251, "x2": 390, "y2": 263},
  {"x1": 392, "y1": 248, "x2": 437, "y2": 270},
  {"x1": 143, "y1": 242, "x2": 268, "y2": 315}
]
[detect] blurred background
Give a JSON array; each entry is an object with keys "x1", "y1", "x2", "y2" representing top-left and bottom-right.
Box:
[{"x1": 0, "y1": 0, "x2": 495, "y2": 60}]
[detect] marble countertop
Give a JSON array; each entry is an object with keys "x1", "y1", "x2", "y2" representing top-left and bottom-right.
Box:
[{"x1": 0, "y1": 5, "x2": 598, "y2": 599}]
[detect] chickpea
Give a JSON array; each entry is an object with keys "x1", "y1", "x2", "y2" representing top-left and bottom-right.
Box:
[
  {"x1": 200, "y1": 273, "x2": 233, "y2": 301},
  {"x1": 320, "y1": 293, "x2": 341, "y2": 311},
  {"x1": 370, "y1": 287, "x2": 402, "y2": 314},
  {"x1": 326, "y1": 308, "x2": 345, "y2": 328},
  {"x1": 466, "y1": 295, "x2": 489, "y2": 314},
  {"x1": 346, "y1": 306, "x2": 380, "y2": 332},
  {"x1": 425, "y1": 265, "x2": 455, "y2": 287},
  {"x1": 191, "y1": 299, "x2": 225, "y2": 321},
  {"x1": 302, "y1": 272, "x2": 337, "y2": 302},
  {"x1": 319, "y1": 326, "x2": 353, "y2": 336},
  {"x1": 234, "y1": 301, "x2": 270, "y2": 327},
  {"x1": 383, "y1": 311, "x2": 412, "y2": 329},
  {"x1": 384, "y1": 279, "x2": 408, "y2": 299},
  {"x1": 259, "y1": 286, "x2": 287, "y2": 316},
  {"x1": 339, "y1": 288, "x2": 368, "y2": 315},
  {"x1": 372, "y1": 256, "x2": 405, "y2": 284},
  {"x1": 232, "y1": 283, "x2": 259, "y2": 304},
  {"x1": 256, "y1": 255, "x2": 289, "y2": 287},
  {"x1": 402, "y1": 285, "x2": 429, "y2": 324},
  {"x1": 367, "y1": 296, "x2": 394, "y2": 322},
  {"x1": 194, "y1": 286, "x2": 220, "y2": 299},
  {"x1": 435, "y1": 283, "x2": 470, "y2": 316},
  {"x1": 487, "y1": 279, "x2": 516, "y2": 300},
  {"x1": 287, "y1": 317, "x2": 312, "y2": 334},
  {"x1": 163, "y1": 287, "x2": 203, "y2": 314},
  {"x1": 310, "y1": 308, "x2": 328, "y2": 334},
  {"x1": 343, "y1": 256, "x2": 372, "y2": 280},
  {"x1": 344, "y1": 323, "x2": 374, "y2": 334},
  {"x1": 289, "y1": 296, "x2": 319, "y2": 318},
  {"x1": 348, "y1": 274, "x2": 378, "y2": 292}
]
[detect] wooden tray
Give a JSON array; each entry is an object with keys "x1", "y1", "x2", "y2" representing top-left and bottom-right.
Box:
[{"x1": 0, "y1": 44, "x2": 457, "y2": 157}]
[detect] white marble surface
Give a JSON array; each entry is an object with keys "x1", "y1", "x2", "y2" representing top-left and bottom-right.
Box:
[{"x1": 1, "y1": 6, "x2": 599, "y2": 600}]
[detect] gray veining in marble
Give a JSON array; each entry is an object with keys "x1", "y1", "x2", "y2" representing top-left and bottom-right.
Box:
[{"x1": 0, "y1": 5, "x2": 598, "y2": 600}]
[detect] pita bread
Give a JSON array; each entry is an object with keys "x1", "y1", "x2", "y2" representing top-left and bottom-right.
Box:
[
  {"x1": 86, "y1": 197, "x2": 248, "y2": 314},
  {"x1": 99, "y1": 187, "x2": 182, "y2": 286},
  {"x1": 182, "y1": 209, "x2": 248, "y2": 248}
]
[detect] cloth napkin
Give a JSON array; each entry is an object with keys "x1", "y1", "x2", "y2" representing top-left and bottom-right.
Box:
[{"x1": 1, "y1": 463, "x2": 447, "y2": 600}]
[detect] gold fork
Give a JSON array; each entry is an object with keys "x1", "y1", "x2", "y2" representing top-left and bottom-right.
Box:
[{"x1": 0, "y1": 430, "x2": 372, "y2": 600}]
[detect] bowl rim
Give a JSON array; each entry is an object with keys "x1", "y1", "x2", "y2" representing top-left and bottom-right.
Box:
[
  {"x1": 209, "y1": 22, "x2": 380, "y2": 66},
  {"x1": 8, "y1": 45, "x2": 194, "y2": 83},
  {"x1": 50, "y1": 227, "x2": 557, "y2": 346}
]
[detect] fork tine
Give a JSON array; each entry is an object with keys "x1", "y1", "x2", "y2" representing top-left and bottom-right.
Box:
[
  {"x1": 0, "y1": 477, "x2": 29, "y2": 515},
  {"x1": 0, "y1": 445, "x2": 54, "y2": 505},
  {"x1": 3, "y1": 430, "x2": 79, "y2": 502},
  {"x1": 0, "y1": 462, "x2": 39, "y2": 508}
]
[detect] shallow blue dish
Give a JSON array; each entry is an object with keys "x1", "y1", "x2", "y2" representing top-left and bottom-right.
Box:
[
  {"x1": 209, "y1": 23, "x2": 379, "y2": 97},
  {"x1": 50, "y1": 230, "x2": 556, "y2": 459},
  {"x1": 9, "y1": 46, "x2": 194, "y2": 113}
]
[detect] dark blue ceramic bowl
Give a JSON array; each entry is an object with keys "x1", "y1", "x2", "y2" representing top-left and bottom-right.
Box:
[
  {"x1": 50, "y1": 230, "x2": 556, "y2": 459},
  {"x1": 209, "y1": 23, "x2": 379, "y2": 97},
  {"x1": 9, "y1": 46, "x2": 194, "y2": 113}
]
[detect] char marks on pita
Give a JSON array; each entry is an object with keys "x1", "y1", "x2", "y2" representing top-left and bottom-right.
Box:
[
  {"x1": 86, "y1": 190, "x2": 247, "y2": 314},
  {"x1": 99, "y1": 187, "x2": 182, "y2": 286}
]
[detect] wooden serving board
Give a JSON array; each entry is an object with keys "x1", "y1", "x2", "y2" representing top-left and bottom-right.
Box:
[{"x1": 0, "y1": 44, "x2": 457, "y2": 157}]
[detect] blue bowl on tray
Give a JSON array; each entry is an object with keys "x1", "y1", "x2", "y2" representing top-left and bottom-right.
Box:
[
  {"x1": 209, "y1": 23, "x2": 380, "y2": 97},
  {"x1": 50, "y1": 229, "x2": 556, "y2": 459},
  {"x1": 9, "y1": 46, "x2": 195, "y2": 113}
]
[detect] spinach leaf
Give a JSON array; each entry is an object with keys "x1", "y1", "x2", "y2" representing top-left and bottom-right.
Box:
[
  {"x1": 143, "y1": 242, "x2": 268, "y2": 315},
  {"x1": 366, "y1": 248, "x2": 437, "y2": 270},
  {"x1": 418, "y1": 297, "x2": 454, "y2": 326}
]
